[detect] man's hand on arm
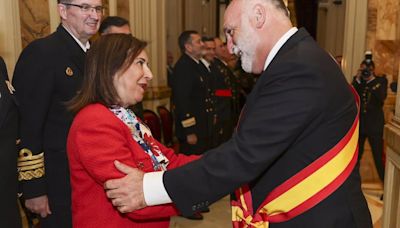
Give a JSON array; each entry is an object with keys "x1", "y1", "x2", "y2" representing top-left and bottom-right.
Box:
[
  {"x1": 25, "y1": 195, "x2": 51, "y2": 218},
  {"x1": 104, "y1": 160, "x2": 147, "y2": 213}
]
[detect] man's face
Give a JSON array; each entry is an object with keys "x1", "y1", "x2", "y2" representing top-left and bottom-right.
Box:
[
  {"x1": 203, "y1": 40, "x2": 216, "y2": 62},
  {"x1": 59, "y1": 0, "x2": 102, "y2": 42},
  {"x1": 224, "y1": 0, "x2": 258, "y2": 73},
  {"x1": 106, "y1": 24, "x2": 131, "y2": 35},
  {"x1": 186, "y1": 34, "x2": 204, "y2": 60},
  {"x1": 214, "y1": 38, "x2": 228, "y2": 60}
]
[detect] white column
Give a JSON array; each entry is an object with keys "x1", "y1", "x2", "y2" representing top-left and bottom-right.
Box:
[
  {"x1": 129, "y1": 0, "x2": 167, "y2": 88},
  {"x1": 129, "y1": 0, "x2": 169, "y2": 110},
  {"x1": 0, "y1": 0, "x2": 22, "y2": 79},
  {"x1": 342, "y1": 0, "x2": 368, "y2": 82}
]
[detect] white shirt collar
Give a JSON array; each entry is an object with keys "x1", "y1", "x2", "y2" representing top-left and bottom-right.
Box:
[
  {"x1": 62, "y1": 24, "x2": 91, "y2": 52},
  {"x1": 263, "y1": 27, "x2": 298, "y2": 71},
  {"x1": 200, "y1": 58, "x2": 211, "y2": 72}
]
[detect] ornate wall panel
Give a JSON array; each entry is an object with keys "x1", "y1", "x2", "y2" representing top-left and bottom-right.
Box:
[{"x1": 18, "y1": 0, "x2": 50, "y2": 48}]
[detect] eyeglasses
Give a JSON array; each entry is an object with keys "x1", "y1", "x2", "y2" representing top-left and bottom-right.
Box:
[{"x1": 62, "y1": 3, "x2": 104, "y2": 14}]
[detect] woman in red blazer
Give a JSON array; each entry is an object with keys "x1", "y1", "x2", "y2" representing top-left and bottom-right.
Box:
[{"x1": 67, "y1": 34, "x2": 198, "y2": 227}]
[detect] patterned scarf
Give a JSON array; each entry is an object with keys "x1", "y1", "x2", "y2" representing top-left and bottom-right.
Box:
[{"x1": 109, "y1": 106, "x2": 169, "y2": 171}]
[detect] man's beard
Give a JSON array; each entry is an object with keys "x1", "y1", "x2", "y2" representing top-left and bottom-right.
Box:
[{"x1": 234, "y1": 27, "x2": 257, "y2": 73}]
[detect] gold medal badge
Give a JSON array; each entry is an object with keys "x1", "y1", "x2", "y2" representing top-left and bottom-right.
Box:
[{"x1": 65, "y1": 67, "x2": 74, "y2": 77}]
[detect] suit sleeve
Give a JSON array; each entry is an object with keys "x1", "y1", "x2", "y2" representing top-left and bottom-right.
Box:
[
  {"x1": 72, "y1": 114, "x2": 182, "y2": 220},
  {"x1": 164, "y1": 66, "x2": 323, "y2": 216},
  {"x1": 13, "y1": 44, "x2": 53, "y2": 199},
  {"x1": 172, "y1": 63, "x2": 197, "y2": 136}
]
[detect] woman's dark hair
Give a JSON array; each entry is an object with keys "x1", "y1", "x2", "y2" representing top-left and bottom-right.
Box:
[{"x1": 68, "y1": 34, "x2": 147, "y2": 113}]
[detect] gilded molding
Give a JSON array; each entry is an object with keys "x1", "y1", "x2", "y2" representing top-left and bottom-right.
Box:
[
  {"x1": 18, "y1": 149, "x2": 45, "y2": 181},
  {"x1": 143, "y1": 86, "x2": 171, "y2": 100}
]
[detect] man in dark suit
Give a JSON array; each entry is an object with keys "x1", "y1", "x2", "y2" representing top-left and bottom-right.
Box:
[
  {"x1": 12, "y1": 0, "x2": 102, "y2": 227},
  {"x1": 104, "y1": 0, "x2": 372, "y2": 227},
  {"x1": 0, "y1": 56, "x2": 21, "y2": 228},
  {"x1": 352, "y1": 58, "x2": 387, "y2": 181},
  {"x1": 171, "y1": 30, "x2": 214, "y2": 155}
]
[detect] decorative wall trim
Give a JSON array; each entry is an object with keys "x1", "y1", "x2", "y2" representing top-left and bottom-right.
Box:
[
  {"x1": 385, "y1": 122, "x2": 400, "y2": 155},
  {"x1": 143, "y1": 86, "x2": 171, "y2": 100}
]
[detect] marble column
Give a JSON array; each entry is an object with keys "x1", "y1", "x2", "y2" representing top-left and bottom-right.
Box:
[
  {"x1": 342, "y1": 0, "x2": 368, "y2": 82},
  {"x1": 0, "y1": 0, "x2": 22, "y2": 78},
  {"x1": 381, "y1": 0, "x2": 400, "y2": 227}
]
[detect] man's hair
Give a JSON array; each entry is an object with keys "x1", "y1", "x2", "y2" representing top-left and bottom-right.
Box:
[
  {"x1": 178, "y1": 30, "x2": 198, "y2": 53},
  {"x1": 201, "y1": 36, "x2": 214, "y2": 43},
  {"x1": 99, "y1": 16, "x2": 130, "y2": 34},
  {"x1": 237, "y1": 0, "x2": 289, "y2": 17},
  {"x1": 58, "y1": 0, "x2": 73, "y2": 3},
  {"x1": 68, "y1": 34, "x2": 147, "y2": 113}
]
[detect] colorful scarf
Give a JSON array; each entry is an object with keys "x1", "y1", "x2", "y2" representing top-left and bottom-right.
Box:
[{"x1": 110, "y1": 106, "x2": 169, "y2": 171}]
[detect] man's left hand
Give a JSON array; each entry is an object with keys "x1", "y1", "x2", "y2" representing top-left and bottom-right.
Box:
[{"x1": 104, "y1": 160, "x2": 147, "y2": 213}]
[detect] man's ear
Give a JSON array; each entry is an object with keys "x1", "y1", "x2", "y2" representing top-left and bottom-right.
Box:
[
  {"x1": 252, "y1": 4, "x2": 266, "y2": 29},
  {"x1": 184, "y1": 43, "x2": 192, "y2": 53},
  {"x1": 58, "y1": 4, "x2": 68, "y2": 20}
]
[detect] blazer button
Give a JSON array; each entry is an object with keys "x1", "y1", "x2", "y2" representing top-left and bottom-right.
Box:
[{"x1": 137, "y1": 162, "x2": 144, "y2": 169}]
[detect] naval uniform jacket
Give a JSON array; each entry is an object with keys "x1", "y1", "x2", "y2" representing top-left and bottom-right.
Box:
[
  {"x1": 0, "y1": 57, "x2": 21, "y2": 228},
  {"x1": 172, "y1": 54, "x2": 214, "y2": 145},
  {"x1": 352, "y1": 76, "x2": 387, "y2": 136},
  {"x1": 67, "y1": 103, "x2": 198, "y2": 228},
  {"x1": 163, "y1": 28, "x2": 372, "y2": 228},
  {"x1": 13, "y1": 25, "x2": 85, "y2": 226}
]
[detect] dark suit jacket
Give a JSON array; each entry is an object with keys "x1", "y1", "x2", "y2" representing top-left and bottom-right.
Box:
[
  {"x1": 13, "y1": 25, "x2": 85, "y2": 226},
  {"x1": 164, "y1": 28, "x2": 372, "y2": 228},
  {"x1": 0, "y1": 57, "x2": 21, "y2": 228}
]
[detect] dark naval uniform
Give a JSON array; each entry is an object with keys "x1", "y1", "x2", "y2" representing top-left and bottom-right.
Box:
[
  {"x1": 211, "y1": 59, "x2": 234, "y2": 145},
  {"x1": 13, "y1": 25, "x2": 86, "y2": 227},
  {"x1": 214, "y1": 58, "x2": 241, "y2": 125},
  {"x1": 0, "y1": 57, "x2": 21, "y2": 228},
  {"x1": 172, "y1": 54, "x2": 214, "y2": 155},
  {"x1": 352, "y1": 75, "x2": 387, "y2": 181}
]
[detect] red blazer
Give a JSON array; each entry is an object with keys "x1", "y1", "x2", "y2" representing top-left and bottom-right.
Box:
[{"x1": 67, "y1": 103, "x2": 198, "y2": 228}]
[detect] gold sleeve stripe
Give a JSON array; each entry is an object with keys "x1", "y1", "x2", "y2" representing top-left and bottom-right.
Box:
[
  {"x1": 181, "y1": 117, "x2": 196, "y2": 128},
  {"x1": 18, "y1": 168, "x2": 45, "y2": 181},
  {"x1": 18, "y1": 149, "x2": 45, "y2": 181}
]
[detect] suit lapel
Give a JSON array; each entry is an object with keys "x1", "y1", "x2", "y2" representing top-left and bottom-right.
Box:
[{"x1": 55, "y1": 25, "x2": 86, "y2": 74}]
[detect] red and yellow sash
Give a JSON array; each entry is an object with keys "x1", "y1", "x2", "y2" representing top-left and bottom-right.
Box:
[{"x1": 231, "y1": 87, "x2": 360, "y2": 228}]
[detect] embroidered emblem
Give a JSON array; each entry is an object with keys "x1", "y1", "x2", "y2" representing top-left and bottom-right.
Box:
[{"x1": 65, "y1": 67, "x2": 74, "y2": 77}]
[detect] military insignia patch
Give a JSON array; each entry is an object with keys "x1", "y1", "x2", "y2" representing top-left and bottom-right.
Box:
[{"x1": 66, "y1": 67, "x2": 74, "y2": 77}]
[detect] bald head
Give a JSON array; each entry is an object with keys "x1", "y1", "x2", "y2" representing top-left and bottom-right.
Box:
[{"x1": 224, "y1": 0, "x2": 292, "y2": 73}]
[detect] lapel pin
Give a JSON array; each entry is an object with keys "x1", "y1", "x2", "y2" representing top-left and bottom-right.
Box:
[{"x1": 66, "y1": 67, "x2": 74, "y2": 77}]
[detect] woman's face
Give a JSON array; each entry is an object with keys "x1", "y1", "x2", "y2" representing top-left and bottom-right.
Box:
[{"x1": 113, "y1": 50, "x2": 153, "y2": 107}]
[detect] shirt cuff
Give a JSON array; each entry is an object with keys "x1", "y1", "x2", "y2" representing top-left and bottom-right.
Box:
[{"x1": 143, "y1": 171, "x2": 172, "y2": 206}]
